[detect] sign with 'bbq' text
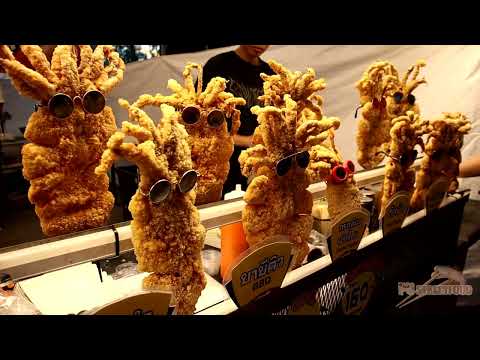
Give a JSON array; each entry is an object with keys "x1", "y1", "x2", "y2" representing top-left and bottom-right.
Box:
[{"x1": 224, "y1": 236, "x2": 292, "y2": 308}]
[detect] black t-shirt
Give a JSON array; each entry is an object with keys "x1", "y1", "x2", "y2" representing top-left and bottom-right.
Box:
[{"x1": 201, "y1": 51, "x2": 274, "y2": 136}]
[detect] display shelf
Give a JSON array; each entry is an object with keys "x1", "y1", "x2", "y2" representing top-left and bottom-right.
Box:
[
  {"x1": 3, "y1": 159, "x2": 456, "y2": 316},
  {"x1": 195, "y1": 197, "x2": 451, "y2": 315},
  {"x1": 1, "y1": 161, "x2": 415, "y2": 281}
]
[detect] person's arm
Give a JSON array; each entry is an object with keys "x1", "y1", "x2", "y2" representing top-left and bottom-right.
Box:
[
  {"x1": 459, "y1": 155, "x2": 480, "y2": 178},
  {"x1": 233, "y1": 134, "x2": 253, "y2": 148}
]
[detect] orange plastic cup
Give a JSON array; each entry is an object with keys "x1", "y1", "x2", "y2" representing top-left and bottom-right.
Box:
[{"x1": 220, "y1": 222, "x2": 249, "y2": 281}]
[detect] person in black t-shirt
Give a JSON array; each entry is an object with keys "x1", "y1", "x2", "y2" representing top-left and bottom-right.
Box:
[{"x1": 200, "y1": 45, "x2": 274, "y2": 196}]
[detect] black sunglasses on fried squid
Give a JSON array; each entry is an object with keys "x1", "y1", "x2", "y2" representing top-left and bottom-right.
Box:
[
  {"x1": 34, "y1": 90, "x2": 106, "y2": 119},
  {"x1": 138, "y1": 169, "x2": 199, "y2": 204},
  {"x1": 393, "y1": 91, "x2": 416, "y2": 106},
  {"x1": 181, "y1": 106, "x2": 229, "y2": 129},
  {"x1": 275, "y1": 151, "x2": 310, "y2": 177}
]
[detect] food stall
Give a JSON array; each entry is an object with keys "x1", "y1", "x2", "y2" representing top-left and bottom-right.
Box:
[{"x1": 0, "y1": 45, "x2": 478, "y2": 315}]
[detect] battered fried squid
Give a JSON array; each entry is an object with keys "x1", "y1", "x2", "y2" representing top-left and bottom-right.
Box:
[
  {"x1": 356, "y1": 60, "x2": 426, "y2": 170},
  {"x1": 95, "y1": 101, "x2": 206, "y2": 315},
  {"x1": 0, "y1": 45, "x2": 124, "y2": 236},
  {"x1": 410, "y1": 112, "x2": 471, "y2": 211},
  {"x1": 356, "y1": 61, "x2": 400, "y2": 169},
  {"x1": 387, "y1": 60, "x2": 426, "y2": 119},
  {"x1": 129, "y1": 63, "x2": 246, "y2": 204},
  {"x1": 379, "y1": 111, "x2": 428, "y2": 214},
  {"x1": 239, "y1": 61, "x2": 340, "y2": 268}
]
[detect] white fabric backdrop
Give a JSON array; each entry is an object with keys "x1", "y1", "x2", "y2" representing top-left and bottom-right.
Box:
[{"x1": 3, "y1": 45, "x2": 480, "y2": 199}]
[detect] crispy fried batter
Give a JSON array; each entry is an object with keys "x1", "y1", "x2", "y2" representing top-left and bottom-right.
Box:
[
  {"x1": 96, "y1": 101, "x2": 206, "y2": 315},
  {"x1": 355, "y1": 61, "x2": 400, "y2": 169},
  {"x1": 240, "y1": 61, "x2": 339, "y2": 268},
  {"x1": 322, "y1": 126, "x2": 362, "y2": 222},
  {"x1": 356, "y1": 60, "x2": 426, "y2": 170},
  {"x1": 379, "y1": 111, "x2": 428, "y2": 214},
  {"x1": 0, "y1": 45, "x2": 124, "y2": 236},
  {"x1": 410, "y1": 112, "x2": 471, "y2": 211},
  {"x1": 130, "y1": 63, "x2": 246, "y2": 205}
]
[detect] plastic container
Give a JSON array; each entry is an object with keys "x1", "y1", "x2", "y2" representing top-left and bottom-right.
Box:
[
  {"x1": 220, "y1": 185, "x2": 249, "y2": 280},
  {"x1": 202, "y1": 249, "x2": 221, "y2": 276},
  {"x1": 312, "y1": 198, "x2": 331, "y2": 236}
]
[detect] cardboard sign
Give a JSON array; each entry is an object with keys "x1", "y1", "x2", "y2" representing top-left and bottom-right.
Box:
[
  {"x1": 329, "y1": 209, "x2": 370, "y2": 261},
  {"x1": 380, "y1": 191, "x2": 411, "y2": 237},
  {"x1": 87, "y1": 290, "x2": 171, "y2": 315},
  {"x1": 341, "y1": 272, "x2": 376, "y2": 315},
  {"x1": 425, "y1": 177, "x2": 451, "y2": 214},
  {"x1": 224, "y1": 236, "x2": 292, "y2": 307}
]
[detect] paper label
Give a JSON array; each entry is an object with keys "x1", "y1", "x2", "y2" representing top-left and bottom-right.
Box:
[
  {"x1": 227, "y1": 239, "x2": 292, "y2": 307},
  {"x1": 88, "y1": 290, "x2": 171, "y2": 315},
  {"x1": 341, "y1": 272, "x2": 376, "y2": 315},
  {"x1": 380, "y1": 191, "x2": 410, "y2": 236},
  {"x1": 329, "y1": 209, "x2": 370, "y2": 261}
]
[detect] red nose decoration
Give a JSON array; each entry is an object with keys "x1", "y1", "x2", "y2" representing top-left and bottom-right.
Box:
[{"x1": 330, "y1": 165, "x2": 348, "y2": 184}]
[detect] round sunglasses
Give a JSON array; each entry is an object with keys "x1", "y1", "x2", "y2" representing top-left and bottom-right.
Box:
[
  {"x1": 275, "y1": 151, "x2": 310, "y2": 177},
  {"x1": 181, "y1": 106, "x2": 228, "y2": 128},
  {"x1": 329, "y1": 160, "x2": 355, "y2": 184},
  {"x1": 139, "y1": 169, "x2": 199, "y2": 204},
  {"x1": 376, "y1": 149, "x2": 418, "y2": 166},
  {"x1": 393, "y1": 91, "x2": 415, "y2": 106},
  {"x1": 35, "y1": 90, "x2": 106, "y2": 119}
]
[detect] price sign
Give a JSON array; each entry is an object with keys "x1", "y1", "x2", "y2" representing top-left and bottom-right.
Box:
[
  {"x1": 329, "y1": 209, "x2": 370, "y2": 261},
  {"x1": 287, "y1": 288, "x2": 321, "y2": 315},
  {"x1": 380, "y1": 191, "x2": 411, "y2": 237},
  {"x1": 87, "y1": 290, "x2": 171, "y2": 315},
  {"x1": 341, "y1": 272, "x2": 376, "y2": 315},
  {"x1": 224, "y1": 236, "x2": 292, "y2": 308},
  {"x1": 425, "y1": 177, "x2": 451, "y2": 214}
]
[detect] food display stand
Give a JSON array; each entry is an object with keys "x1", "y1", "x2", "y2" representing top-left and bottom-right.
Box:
[{"x1": 0, "y1": 159, "x2": 472, "y2": 315}]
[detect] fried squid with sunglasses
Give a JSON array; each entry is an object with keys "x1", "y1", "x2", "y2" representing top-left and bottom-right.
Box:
[
  {"x1": 303, "y1": 107, "x2": 363, "y2": 224},
  {"x1": 410, "y1": 112, "x2": 471, "y2": 211},
  {"x1": 379, "y1": 111, "x2": 428, "y2": 214},
  {"x1": 356, "y1": 60, "x2": 427, "y2": 170},
  {"x1": 239, "y1": 59, "x2": 344, "y2": 268},
  {"x1": 386, "y1": 60, "x2": 426, "y2": 119},
  {"x1": 355, "y1": 61, "x2": 400, "y2": 169},
  {"x1": 95, "y1": 101, "x2": 206, "y2": 315},
  {"x1": 0, "y1": 45, "x2": 124, "y2": 236},
  {"x1": 129, "y1": 63, "x2": 246, "y2": 205},
  {"x1": 239, "y1": 96, "x2": 323, "y2": 268},
  {"x1": 256, "y1": 60, "x2": 361, "y2": 245}
]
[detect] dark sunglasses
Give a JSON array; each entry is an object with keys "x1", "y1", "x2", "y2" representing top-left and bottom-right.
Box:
[
  {"x1": 35, "y1": 90, "x2": 105, "y2": 119},
  {"x1": 430, "y1": 148, "x2": 458, "y2": 162},
  {"x1": 393, "y1": 91, "x2": 415, "y2": 106},
  {"x1": 275, "y1": 151, "x2": 310, "y2": 177},
  {"x1": 181, "y1": 106, "x2": 228, "y2": 128},
  {"x1": 139, "y1": 169, "x2": 198, "y2": 204},
  {"x1": 376, "y1": 149, "x2": 418, "y2": 166},
  {"x1": 399, "y1": 149, "x2": 418, "y2": 166}
]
